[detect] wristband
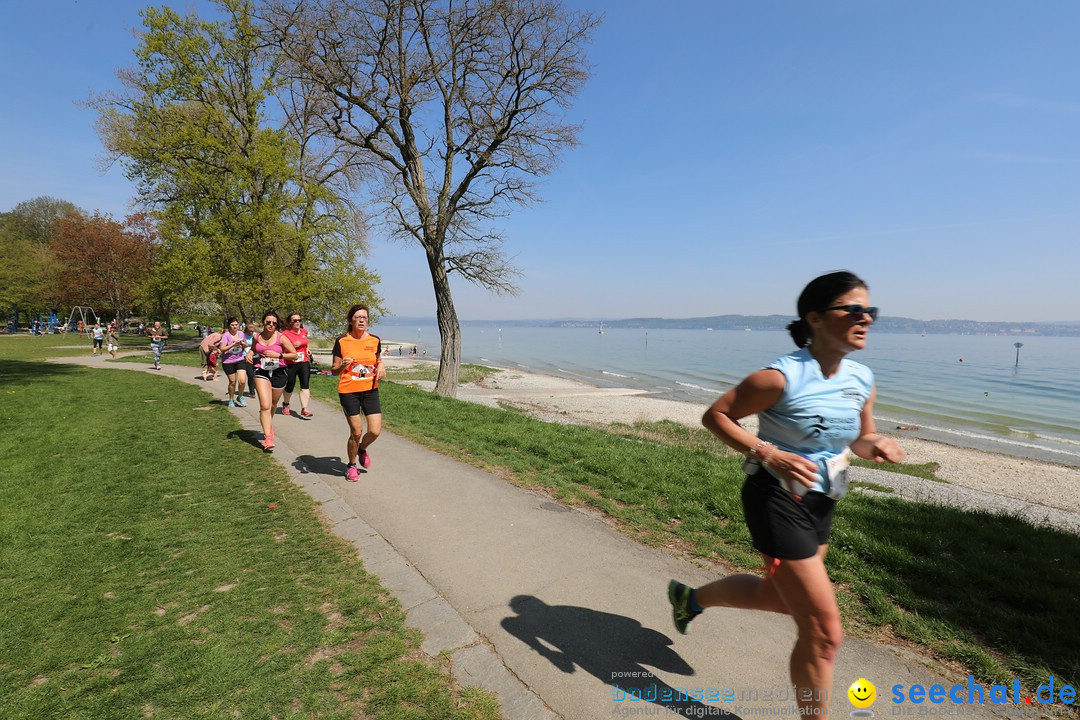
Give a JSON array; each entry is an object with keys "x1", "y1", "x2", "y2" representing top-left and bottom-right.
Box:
[{"x1": 749, "y1": 440, "x2": 773, "y2": 459}]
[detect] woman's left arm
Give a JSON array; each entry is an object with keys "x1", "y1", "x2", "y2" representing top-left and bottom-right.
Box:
[{"x1": 850, "y1": 386, "x2": 905, "y2": 463}]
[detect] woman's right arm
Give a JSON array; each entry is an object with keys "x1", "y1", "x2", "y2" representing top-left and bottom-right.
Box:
[{"x1": 703, "y1": 369, "x2": 818, "y2": 490}]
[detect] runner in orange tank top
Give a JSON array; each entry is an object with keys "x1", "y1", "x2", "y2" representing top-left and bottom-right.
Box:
[{"x1": 331, "y1": 304, "x2": 386, "y2": 481}]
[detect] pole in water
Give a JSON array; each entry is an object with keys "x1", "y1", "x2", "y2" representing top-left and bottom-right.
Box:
[{"x1": 1014, "y1": 342, "x2": 1023, "y2": 367}]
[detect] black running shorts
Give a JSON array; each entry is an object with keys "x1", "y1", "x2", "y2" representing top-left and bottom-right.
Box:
[
  {"x1": 741, "y1": 469, "x2": 837, "y2": 560},
  {"x1": 253, "y1": 366, "x2": 289, "y2": 389},
  {"x1": 339, "y1": 389, "x2": 381, "y2": 417}
]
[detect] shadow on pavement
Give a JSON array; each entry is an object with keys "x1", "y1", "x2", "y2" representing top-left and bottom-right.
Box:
[
  {"x1": 226, "y1": 429, "x2": 264, "y2": 450},
  {"x1": 294, "y1": 454, "x2": 353, "y2": 478},
  {"x1": 501, "y1": 595, "x2": 740, "y2": 719}
]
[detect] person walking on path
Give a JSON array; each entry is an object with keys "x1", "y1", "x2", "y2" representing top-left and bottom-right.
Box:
[
  {"x1": 281, "y1": 312, "x2": 314, "y2": 418},
  {"x1": 146, "y1": 321, "x2": 168, "y2": 369},
  {"x1": 106, "y1": 323, "x2": 120, "y2": 360},
  {"x1": 244, "y1": 320, "x2": 258, "y2": 398},
  {"x1": 245, "y1": 311, "x2": 298, "y2": 451},
  {"x1": 91, "y1": 323, "x2": 105, "y2": 356},
  {"x1": 199, "y1": 328, "x2": 223, "y2": 381},
  {"x1": 218, "y1": 318, "x2": 249, "y2": 407},
  {"x1": 331, "y1": 304, "x2": 386, "y2": 481},
  {"x1": 667, "y1": 271, "x2": 904, "y2": 718}
]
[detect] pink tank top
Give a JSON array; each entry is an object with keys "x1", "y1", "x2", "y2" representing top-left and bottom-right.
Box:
[{"x1": 254, "y1": 332, "x2": 283, "y2": 358}]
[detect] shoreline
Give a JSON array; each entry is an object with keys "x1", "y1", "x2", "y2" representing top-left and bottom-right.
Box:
[{"x1": 381, "y1": 354, "x2": 1080, "y2": 525}]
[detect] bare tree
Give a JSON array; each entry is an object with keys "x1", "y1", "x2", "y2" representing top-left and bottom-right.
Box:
[{"x1": 261, "y1": 0, "x2": 599, "y2": 396}]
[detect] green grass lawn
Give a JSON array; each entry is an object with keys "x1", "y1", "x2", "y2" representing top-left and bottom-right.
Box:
[
  {"x1": 304, "y1": 374, "x2": 1079, "y2": 696},
  {"x1": 0, "y1": 340, "x2": 500, "y2": 720}
]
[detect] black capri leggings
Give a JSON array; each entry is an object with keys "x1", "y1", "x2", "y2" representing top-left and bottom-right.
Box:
[{"x1": 285, "y1": 361, "x2": 311, "y2": 393}]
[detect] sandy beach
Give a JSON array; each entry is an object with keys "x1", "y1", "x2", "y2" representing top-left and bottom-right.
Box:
[{"x1": 382, "y1": 355, "x2": 1080, "y2": 530}]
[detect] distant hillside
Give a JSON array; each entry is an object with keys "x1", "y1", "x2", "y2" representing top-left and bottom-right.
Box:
[
  {"x1": 391, "y1": 315, "x2": 1080, "y2": 336},
  {"x1": 593, "y1": 315, "x2": 1080, "y2": 336}
]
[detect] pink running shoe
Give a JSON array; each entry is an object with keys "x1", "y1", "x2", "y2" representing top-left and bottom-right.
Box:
[
  {"x1": 346, "y1": 464, "x2": 359, "y2": 482},
  {"x1": 359, "y1": 449, "x2": 371, "y2": 469},
  {"x1": 281, "y1": 404, "x2": 291, "y2": 416},
  {"x1": 263, "y1": 430, "x2": 274, "y2": 451},
  {"x1": 300, "y1": 409, "x2": 313, "y2": 418}
]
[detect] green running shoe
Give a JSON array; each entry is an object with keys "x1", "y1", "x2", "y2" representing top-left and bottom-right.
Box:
[{"x1": 667, "y1": 579, "x2": 701, "y2": 635}]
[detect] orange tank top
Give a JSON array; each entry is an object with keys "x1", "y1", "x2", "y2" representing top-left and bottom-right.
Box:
[{"x1": 333, "y1": 333, "x2": 381, "y2": 393}]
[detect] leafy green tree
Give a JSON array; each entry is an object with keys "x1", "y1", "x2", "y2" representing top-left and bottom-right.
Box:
[
  {"x1": 0, "y1": 216, "x2": 57, "y2": 326},
  {"x1": 262, "y1": 0, "x2": 599, "y2": 395},
  {"x1": 91, "y1": 0, "x2": 381, "y2": 329},
  {"x1": 5, "y1": 196, "x2": 81, "y2": 246},
  {"x1": 0, "y1": 197, "x2": 81, "y2": 325}
]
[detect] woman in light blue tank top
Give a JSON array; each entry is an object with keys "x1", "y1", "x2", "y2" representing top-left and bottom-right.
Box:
[{"x1": 667, "y1": 271, "x2": 904, "y2": 718}]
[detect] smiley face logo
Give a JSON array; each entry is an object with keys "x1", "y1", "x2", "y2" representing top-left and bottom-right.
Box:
[{"x1": 848, "y1": 678, "x2": 876, "y2": 709}]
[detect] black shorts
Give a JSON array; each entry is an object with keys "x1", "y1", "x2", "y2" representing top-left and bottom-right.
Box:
[
  {"x1": 223, "y1": 361, "x2": 245, "y2": 376},
  {"x1": 741, "y1": 469, "x2": 837, "y2": 560},
  {"x1": 285, "y1": 362, "x2": 311, "y2": 392},
  {"x1": 93, "y1": 338, "x2": 103, "y2": 348},
  {"x1": 253, "y1": 366, "x2": 289, "y2": 389},
  {"x1": 339, "y1": 389, "x2": 381, "y2": 417}
]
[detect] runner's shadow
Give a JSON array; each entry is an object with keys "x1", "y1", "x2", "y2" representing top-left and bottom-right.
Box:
[
  {"x1": 501, "y1": 595, "x2": 739, "y2": 719},
  {"x1": 226, "y1": 429, "x2": 264, "y2": 450},
  {"x1": 294, "y1": 455, "x2": 357, "y2": 477}
]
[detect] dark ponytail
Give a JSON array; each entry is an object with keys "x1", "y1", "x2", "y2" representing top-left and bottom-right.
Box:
[
  {"x1": 787, "y1": 318, "x2": 811, "y2": 348},
  {"x1": 790, "y1": 271, "x2": 868, "y2": 347}
]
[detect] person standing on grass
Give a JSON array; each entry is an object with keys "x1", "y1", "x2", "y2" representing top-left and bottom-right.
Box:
[
  {"x1": 199, "y1": 328, "x2": 223, "y2": 381},
  {"x1": 245, "y1": 311, "x2": 298, "y2": 451},
  {"x1": 281, "y1": 312, "x2": 314, "y2": 418},
  {"x1": 106, "y1": 323, "x2": 120, "y2": 359},
  {"x1": 218, "y1": 318, "x2": 249, "y2": 407},
  {"x1": 146, "y1": 321, "x2": 168, "y2": 369},
  {"x1": 667, "y1": 271, "x2": 904, "y2": 718},
  {"x1": 332, "y1": 305, "x2": 385, "y2": 481}
]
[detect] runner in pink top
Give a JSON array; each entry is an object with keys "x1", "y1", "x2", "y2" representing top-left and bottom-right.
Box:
[
  {"x1": 244, "y1": 311, "x2": 297, "y2": 451},
  {"x1": 218, "y1": 319, "x2": 250, "y2": 407},
  {"x1": 281, "y1": 312, "x2": 314, "y2": 418}
]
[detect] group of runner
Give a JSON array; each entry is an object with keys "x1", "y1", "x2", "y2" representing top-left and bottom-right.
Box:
[
  {"x1": 206, "y1": 306, "x2": 384, "y2": 476},
  {"x1": 90, "y1": 323, "x2": 121, "y2": 359}
]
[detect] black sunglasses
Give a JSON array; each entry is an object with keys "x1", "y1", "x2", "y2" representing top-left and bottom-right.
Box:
[
  {"x1": 824, "y1": 304, "x2": 879, "y2": 322},
  {"x1": 264, "y1": 320, "x2": 278, "y2": 326},
  {"x1": 290, "y1": 318, "x2": 302, "y2": 323}
]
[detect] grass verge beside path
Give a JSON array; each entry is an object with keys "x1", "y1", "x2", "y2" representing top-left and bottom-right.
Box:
[
  {"x1": 0, "y1": 355, "x2": 499, "y2": 720},
  {"x1": 307, "y1": 374, "x2": 1078, "y2": 697}
]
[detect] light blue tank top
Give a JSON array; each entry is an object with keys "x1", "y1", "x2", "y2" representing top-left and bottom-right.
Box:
[{"x1": 758, "y1": 347, "x2": 873, "y2": 495}]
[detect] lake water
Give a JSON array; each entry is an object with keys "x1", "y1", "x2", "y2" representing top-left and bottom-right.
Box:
[{"x1": 375, "y1": 324, "x2": 1080, "y2": 466}]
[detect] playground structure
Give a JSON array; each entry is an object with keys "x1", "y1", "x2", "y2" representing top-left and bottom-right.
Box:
[
  {"x1": 66, "y1": 306, "x2": 101, "y2": 337},
  {"x1": 5, "y1": 309, "x2": 62, "y2": 334}
]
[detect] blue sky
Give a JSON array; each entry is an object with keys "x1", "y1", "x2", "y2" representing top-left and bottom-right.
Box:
[{"x1": 3, "y1": 1, "x2": 1079, "y2": 322}]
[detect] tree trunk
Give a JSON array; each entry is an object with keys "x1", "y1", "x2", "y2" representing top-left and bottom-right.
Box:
[{"x1": 426, "y1": 245, "x2": 460, "y2": 397}]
